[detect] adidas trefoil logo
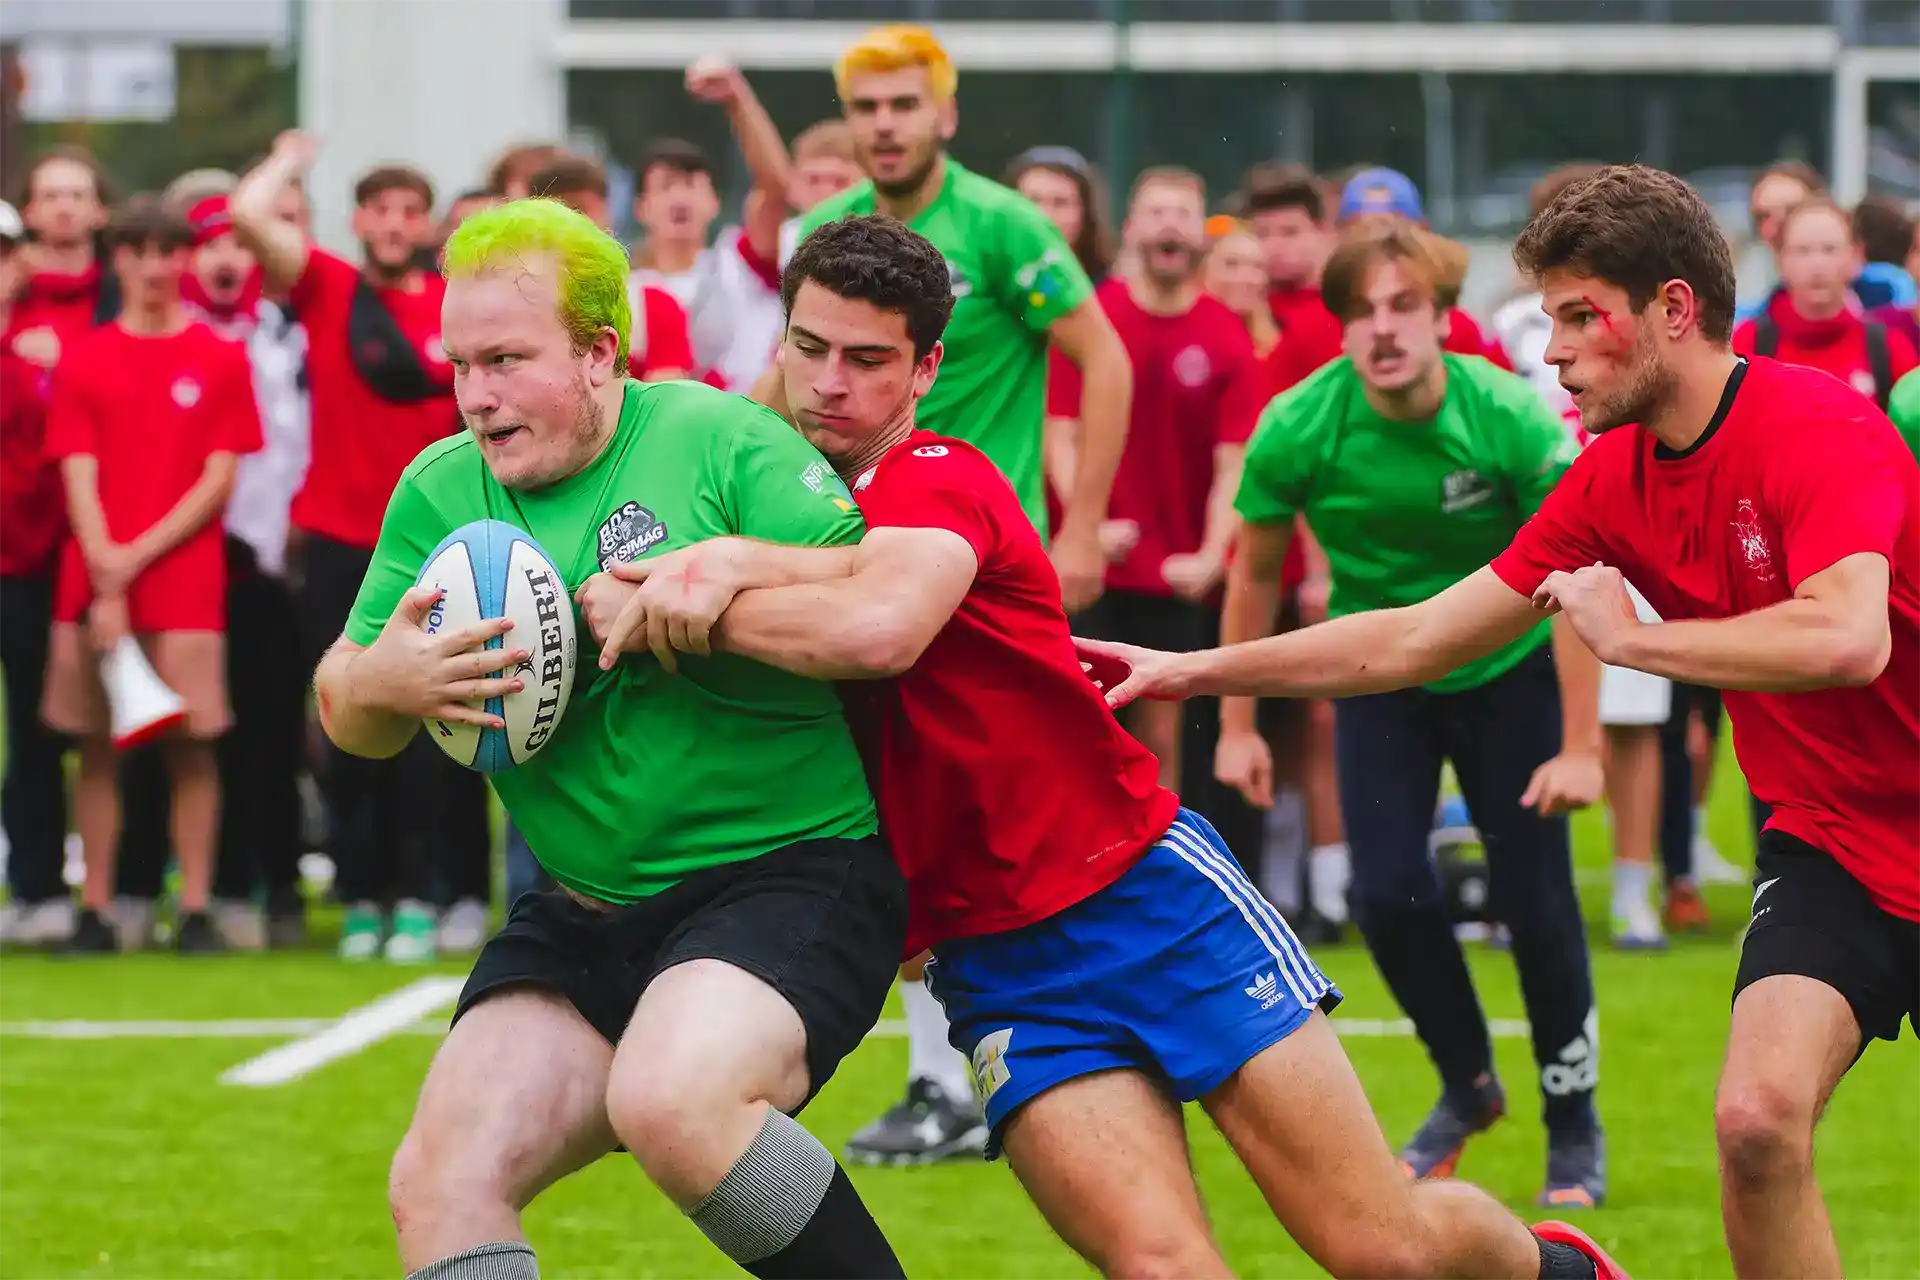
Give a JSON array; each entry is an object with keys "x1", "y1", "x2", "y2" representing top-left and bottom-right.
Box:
[{"x1": 1245, "y1": 972, "x2": 1283, "y2": 1010}]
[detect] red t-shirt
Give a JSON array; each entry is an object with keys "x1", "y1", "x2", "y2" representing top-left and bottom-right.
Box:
[
  {"x1": 841, "y1": 431, "x2": 1182, "y2": 954},
  {"x1": 1448, "y1": 308, "x2": 1513, "y2": 370},
  {"x1": 291, "y1": 249, "x2": 455, "y2": 549},
  {"x1": 627, "y1": 285, "x2": 696, "y2": 382},
  {"x1": 10, "y1": 266, "x2": 107, "y2": 349},
  {"x1": 45, "y1": 322, "x2": 263, "y2": 631},
  {"x1": 1490, "y1": 358, "x2": 1920, "y2": 921},
  {"x1": 0, "y1": 346, "x2": 64, "y2": 577},
  {"x1": 1732, "y1": 295, "x2": 1919, "y2": 403},
  {"x1": 1048, "y1": 281, "x2": 1265, "y2": 595}
]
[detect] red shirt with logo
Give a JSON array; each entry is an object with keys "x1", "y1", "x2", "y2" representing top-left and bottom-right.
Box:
[
  {"x1": 1732, "y1": 294, "x2": 1918, "y2": 403},
  {"x1": 1491, "y1": 358, "x2": 1919, "y2": 920},
  {"x1": 44, "y1": 322, "x2": 264, "y2": 631},
  {"x1": 841, "y1": 431, "x2": 1181, "y2": 954},
  {"x1": 291, "y1": 249, "x2": 455, "y2": 549},
  {"x1": 627, "y1": 284, "x2": 696, "y2": 382},
  {"x1": 0, "y1": 346, "x2": 64, "y2": 577},
  {"x1": 1048, "y1": 280, "x2": 1265, "y2": 595},
  {"x1": 10, "y1": 266, "x2": 107, "y2": 349}
]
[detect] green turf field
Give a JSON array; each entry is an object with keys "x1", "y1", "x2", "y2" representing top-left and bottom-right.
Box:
[{"x1": 3, "y1": 770, "x2": 1916, "y2": 1279}]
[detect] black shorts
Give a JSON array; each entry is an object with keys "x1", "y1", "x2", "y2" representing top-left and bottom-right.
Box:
[
  {"x1": 1075, "y1": 588, "x2": 1212, "y2": 654},
  {"x1": 455, "y1": 834, "x2": 908, "y2": 1107},
  {"x1": 1734, "y1": 829, "x2": 1920, "y2": 1045}
]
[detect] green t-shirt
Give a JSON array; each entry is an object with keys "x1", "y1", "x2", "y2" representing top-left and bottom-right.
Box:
[
  {"x1": 798, "y1": 158, "x2": 1094, "y2": 534},
  {"x1": 344, "y1": 380, "x2": 878, "y2": 901},
  {"x1": 1890, "y1": 368, "x2": 1920, "y2": 460},
  {"x1": 1237, "y1": 354, "x2": 1580, "y2": 693}
]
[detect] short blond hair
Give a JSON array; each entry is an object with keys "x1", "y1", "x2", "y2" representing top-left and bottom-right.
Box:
[
  {"x1": 792, "y1": 119, "x2": 856, "y2": 165},
  {"x1": 1322, "y1": 221, "x2": 1467, "y2": 322},
  {"x1": 834, "y1": 25, "x2": 957, "y2": 102}
]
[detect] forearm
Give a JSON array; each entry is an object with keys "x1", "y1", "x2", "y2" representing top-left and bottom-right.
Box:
[
  {"x1": 1551, "y1": 614, "x2": 1603, "y2": 755},
  {"x1": 1610, "y1": 602, "x2": 1889, "y2": 691},
  {"x1": 59, "y1": 459, "x2": 114, "y2": 563},
  {"x1": 713, "y1": 537, "x2": 861, "y2": 591},
  {"x1": 230, "y1": 157, "x2": 310, "y2": 290},
  {"x1": 130, "y1": 460, "x2": 236, "y2": 567},
  {"x1": 1182, "y1": 606, "x2": 1431, "y2": 701},
  {"x1": 726, "y1": 87, "x2": 794, "y2": 204},
  {"x1": 1197, "y1": 448, "x2": 1245, "y2": 560},
  {"x1": 1044, "y1": 416, "x2": 1078, "y2": 498},
  {"x1": 1057, "y1": 347, "x2": 1129, "y2": 541},
  {"x1": 713, "y1": 581, "x2": 908, "y2": 679},
  {"x1": 314, "y1": 641, "x2": 417, "y2": 759},
  {"x1": 1217, "y1": 551, "x2": 1285, "y2": 733}
]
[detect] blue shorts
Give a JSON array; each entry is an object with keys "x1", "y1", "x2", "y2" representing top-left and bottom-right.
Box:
[{"x1": 925, "y1": 809, "x2": 1341, "y2": 1156}]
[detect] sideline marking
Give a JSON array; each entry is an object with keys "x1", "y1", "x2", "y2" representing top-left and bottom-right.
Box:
[{"x1": 219, "y1": 976, "x2": 468, "y2": 1087}]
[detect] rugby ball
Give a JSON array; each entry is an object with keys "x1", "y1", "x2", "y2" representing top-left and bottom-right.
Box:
[{"x1": 413, "y1": 520, "x2": 577, "y2": 773}]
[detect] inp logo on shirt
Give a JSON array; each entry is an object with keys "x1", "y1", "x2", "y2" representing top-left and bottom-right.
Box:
[
  {"x1": 1014, "y1": 247, "x2": 1067, "y2": 310},
  {"x1": 1439, "y1": 469, "x2": 1495, "y2": 513},
  {"x1": 595, "y1": 500, "x2": 669, "y2": 569},
  {"x1": 170, "y1": 377, "x2": 202, "y2": 408}
]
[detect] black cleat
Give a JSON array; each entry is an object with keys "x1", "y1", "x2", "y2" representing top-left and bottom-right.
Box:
[
  {"x1": 1400, "y1": 1073, "x2": 1506, "y2": 1180},
  {"x1": 61, "y1": 908, "x2": 120, "y2": 955},
  {"x1": 175, "y1": 911, "x2": 230, "y2": 955},
  {"x1": 843, "y1": 1077, "x2": 988, "y2": 1166}
]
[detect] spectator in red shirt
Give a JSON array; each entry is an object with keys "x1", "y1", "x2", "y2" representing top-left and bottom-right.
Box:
[
  {"x1": 0, "y1": 200, "x2": 76, "y2": 947},
  {"x1": 1734, "y1": 198, "x2": 1919, "y2": 409},
  {"x1": 41, "y1": 197, "x2": 263, "y2": 955},
  {"x1": 1239, "y1": 162, "x2": 1342, "y2": 380},
  {"x1": 8, "y1": 147, "x2": 116, "y2": 373},
  {"x1": 527, "y1": 155, "x2": 696, "y2": 383},
  {"x1": 1859, "y1": 196, "x2": 1920, "y2": 353},
  {"x1": 1051, "y1": 167, "x2": 1265, "y2": 791},
  {"x1": 229, "y1": 130, "x2": 487, "y2": 964}
]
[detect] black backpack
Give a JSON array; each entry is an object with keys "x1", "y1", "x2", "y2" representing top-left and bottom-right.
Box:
[
  {"x1": 345, "y1": 277, "x2": 454, "y2": 405},
  {"x1": 1751, "y1": 314, "x2": 1893, "y2": 411}
]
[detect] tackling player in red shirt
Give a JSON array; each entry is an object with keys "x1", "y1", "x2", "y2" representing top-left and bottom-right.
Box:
[
  {"x1": 41, "y1": 198, "x2": 263, "y2": 954},
  {"x1": 1047, "y1": 167, "x2": 1267, "y2": 788},
  {"x1": 1086, "y1": 165, "x2": 1915, "y2": 1280},
  {"x1": 577, "y1": 215, "x2": 1627, "y2": 1280}
]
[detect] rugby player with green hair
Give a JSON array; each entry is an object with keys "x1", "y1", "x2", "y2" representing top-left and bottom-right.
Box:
[{"x1": 313, "y1": 198, "x2": 909, "y2": 1280}]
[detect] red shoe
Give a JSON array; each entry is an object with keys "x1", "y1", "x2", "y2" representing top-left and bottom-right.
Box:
[
  {"x1": 1664, "y1": 880, "x2": 1711, "y2": 933},
  {"x1": 1533, "y1": 1220, "x2": 1631, "y2": 1280}
]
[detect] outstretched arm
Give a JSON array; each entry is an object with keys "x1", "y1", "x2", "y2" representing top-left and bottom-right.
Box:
[
  {"x1": 1085, "y1": 565, "x2": 1543, "y2": 706},
  {"x1": 230, "y1": 131, "x2": 317, "y2": 294}
]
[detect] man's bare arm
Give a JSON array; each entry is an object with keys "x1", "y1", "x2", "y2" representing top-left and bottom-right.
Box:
[
  {"x1": 1046, "y1": 300, "x2": 1131, "y2": 610},
  {"x1": 1217, "y1": 518, "x2": 1293, "y2": 736},
  {"x1": 713, "y1": 528, "x2": 979, "y2": 678},
  {"x1": 230, "y1": 132, "x2": 316, "y2": 294},
  {"x1": 1603, "y1": 554, "x2": 1892, "y2": 690},
  {"x1": 1178, "y1": 566, "x2": 1544, "y2": 699},
  {"x1": 1550, "y1": 614, "x2": 1604, "y2": 756},
  {"x1": 314, "y1": 637, "x2": 418, "y2": 760}
]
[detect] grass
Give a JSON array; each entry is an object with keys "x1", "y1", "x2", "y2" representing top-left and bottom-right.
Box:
[{"x1": 2, "y1": 763, "x2": 1916, "y2": 1279}]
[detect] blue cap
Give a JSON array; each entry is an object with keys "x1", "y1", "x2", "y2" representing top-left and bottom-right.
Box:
[{"x1": 1338, "y1": 167, "x2": 1424, "y2": 223}]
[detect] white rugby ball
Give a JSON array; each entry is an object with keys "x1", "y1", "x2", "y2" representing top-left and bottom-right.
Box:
[{"x1": 413, "y1": 519, "x2": 577, "y2": 773}]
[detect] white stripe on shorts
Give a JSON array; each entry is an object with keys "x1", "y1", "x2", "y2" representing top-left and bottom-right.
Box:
[{"x1": 1160, "y1": 819, "x2": 1328, "y2": 1010}]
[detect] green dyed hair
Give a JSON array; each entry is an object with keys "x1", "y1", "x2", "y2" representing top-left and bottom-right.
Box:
[{"x1": 442, "y1": 197, "x2": 632, "y2": 369}]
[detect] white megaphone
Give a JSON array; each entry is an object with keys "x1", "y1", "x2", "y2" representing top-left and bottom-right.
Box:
[{"x1": 101, "y1": 637, "x2": 187, "y2": 751}]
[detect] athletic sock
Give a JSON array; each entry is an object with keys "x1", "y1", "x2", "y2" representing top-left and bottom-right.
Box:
[
  {"x1": 689, "y1": 1107, "x2": 905, "y2": 1280},
  {"x1": 1354, "y1": 900, "x2": 1493, "y2": 1099},
  {"x1": 1307, "y1": 842, "x2": 1351, "y2": 924},
  {"x1": 407, "y1": 1242, "x2": 538, "y2": 1280},
  {"x1": 902, "y1": 977, "x2": 974, "y2": 1108},
  {"x1": 1535, "y1": 1234, "x2": 1599, "y2": 1279},
  {"x1": 1609, "y1": 859, "x2": 1653, "y2": 924}
]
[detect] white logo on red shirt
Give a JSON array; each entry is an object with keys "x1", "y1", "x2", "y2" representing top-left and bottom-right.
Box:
[
  {"x1": 1172, "y1": 344, "x2": 1212, "y2": 389},
  {"x1": 1850, "y1": 370, "x2": 1877, "y2": 398},
  {"x1": 913, "y1": 445, "x2": 949, "y2": 458},
  {"x1": 425, "y1": 335, "x2": 448, "y2": 364},
  {"x1": 853, "y1": 466, "x2": 877, "y2": 492},
  {"x1": 170, "y1": 377, "x2": 202, "y2": 408},
  {"x1": 1732, "y1": 498, "x2": 1776, "y2": 583}
]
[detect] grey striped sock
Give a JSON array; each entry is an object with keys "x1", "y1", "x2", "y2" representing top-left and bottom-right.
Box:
[
  {"x1": 407, "y1": 1241, "x2": 538, "y2": 1280},
  {"x1": 688, "y1": 1108, "x2": 837, "y2": 1264}
]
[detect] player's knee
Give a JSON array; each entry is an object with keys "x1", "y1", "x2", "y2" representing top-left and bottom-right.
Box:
[
  {"x1": 389, "y1": 1112, "x2": 512, "y2": 1237},
  {"x1": 1715, "y1": 1079, "x2": 1815, "y2": 1186},
  {"x1": 605, "y1": 1061, "x2": 710, "y2": 1167}
]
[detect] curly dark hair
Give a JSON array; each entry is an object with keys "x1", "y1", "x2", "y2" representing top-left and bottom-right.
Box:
[
  {"x1": 1513, "y1": 163, "x2": 1736, "y2": 345},
  {"x1": 782, "y1": 215, "x2": 956, "y2": 359}
]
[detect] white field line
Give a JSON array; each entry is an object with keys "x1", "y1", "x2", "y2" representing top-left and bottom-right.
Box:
[
  {"x1": 219, "y1": 976, "x2": 468, "y2": 1087},
  {"x1": 0, "y1": 1012, "x2": 1530, "y2": 1046}
]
